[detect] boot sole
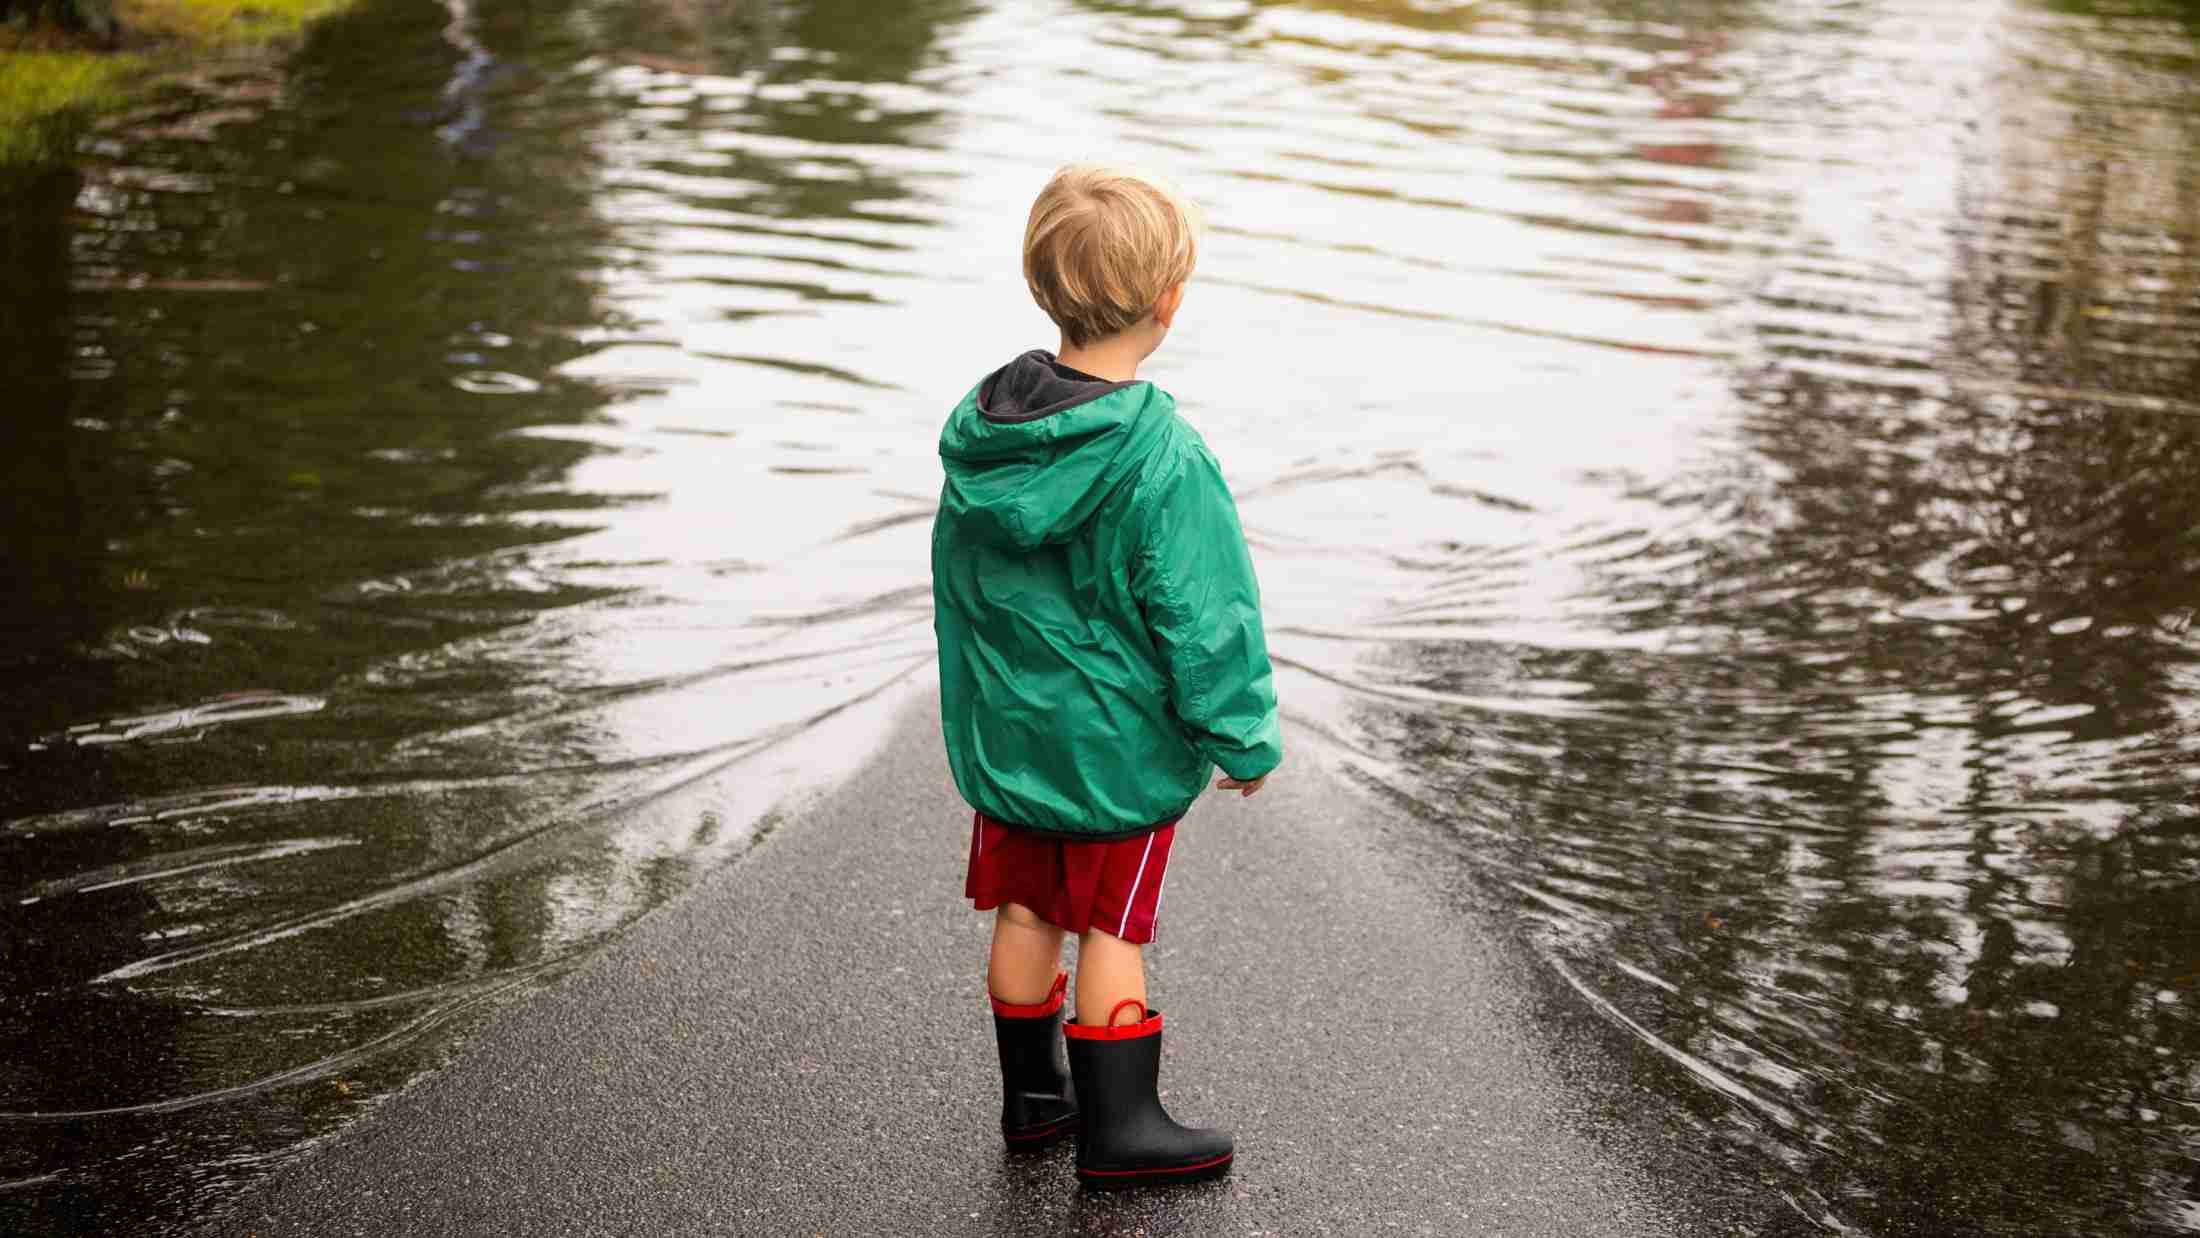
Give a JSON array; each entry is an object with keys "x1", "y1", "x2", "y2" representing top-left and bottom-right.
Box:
[
  {"x1": 1075, "y1": 1152, "x2": 1233, "y2": 1189},
  {"x1": 1003, "y1": 1114, "x2": 1080, "y2": 1153}
]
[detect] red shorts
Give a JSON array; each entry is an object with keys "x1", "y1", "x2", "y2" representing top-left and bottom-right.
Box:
[{"x1": 963, "y1": 813, "x2": 1177, "y2": 945}]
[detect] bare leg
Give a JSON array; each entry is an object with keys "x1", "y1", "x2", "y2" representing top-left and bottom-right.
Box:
[
  {"x1": 988, "y1": 902, "x2": 1067, "y2": 1005},
  {"x1": 1074, "y1": 926, "x2": 1148, "y2": 1027}
]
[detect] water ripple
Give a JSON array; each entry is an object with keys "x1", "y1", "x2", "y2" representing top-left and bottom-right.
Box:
[{"x1": 6, "y1": 0, "x2": 2199, "y2": 1233}]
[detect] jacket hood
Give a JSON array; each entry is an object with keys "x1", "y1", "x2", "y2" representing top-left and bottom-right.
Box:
[{"x1": 938, "y1": 351, "x2": 1172, "y2": 550}]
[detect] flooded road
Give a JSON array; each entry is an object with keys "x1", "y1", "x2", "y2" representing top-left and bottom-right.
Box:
[{"x1": 3, "y1": 0, "x2": 2197, "y2": 1232}]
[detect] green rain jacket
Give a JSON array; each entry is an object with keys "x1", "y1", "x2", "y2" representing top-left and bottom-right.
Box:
[{"x1": 932, "y1": 350, "x2": 1282, "y2": 840}]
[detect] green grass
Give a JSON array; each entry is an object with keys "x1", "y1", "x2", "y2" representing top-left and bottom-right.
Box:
[
  {"x1": 0, "y1": 49, "x2": 138, "y2": 164},
  {"x1": 1, "y1": 0, "x2": 357, "y2": 166},
  {"x1": 122, "y1": 0, "x2": 357, "y2": 44}
]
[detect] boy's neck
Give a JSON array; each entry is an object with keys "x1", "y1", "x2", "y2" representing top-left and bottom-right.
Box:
[{"x1": 1055, "y1": 331, "x2": 1153, "y2": 384}]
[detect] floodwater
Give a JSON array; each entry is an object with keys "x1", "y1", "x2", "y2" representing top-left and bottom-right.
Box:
[{"x1": 2, "y1": 0, "x2": 2197, "y2": 1232}]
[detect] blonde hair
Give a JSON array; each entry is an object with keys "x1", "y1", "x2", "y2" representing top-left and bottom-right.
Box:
[{"x1": 1022, "y1": 164, "x2": 1202, "y2": 347}]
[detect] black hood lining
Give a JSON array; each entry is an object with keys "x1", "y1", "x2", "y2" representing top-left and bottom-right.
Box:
[{"x1": 976, "y1": 350, "x2": 1142, "y2": 424}]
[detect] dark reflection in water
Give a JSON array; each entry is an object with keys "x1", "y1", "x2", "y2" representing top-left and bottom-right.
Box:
[
  {"x1": 1, "y1": 168, "x2": 95, "y2": 661},
  {"x1": 0, "y1": 0, "x2": 965, "y2": 1230},
  {"x1": 0, "y1": 0, "x2": 626, "y2": 1224},
  {"x1": 3, "y1": 0, "x2": 2199, "y2": 1233}
]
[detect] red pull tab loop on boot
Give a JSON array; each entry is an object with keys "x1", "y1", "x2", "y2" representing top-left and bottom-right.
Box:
[
  {"x1": 990, "y1": 971, "x2": 1068, "y2": 1018},
  {"x1": 1065, "y1": 999, "x2": 1161, "y2": 1040},
  {"x1": 1064, "y1": 1004, "x2": 1162, "y2": 1040}
]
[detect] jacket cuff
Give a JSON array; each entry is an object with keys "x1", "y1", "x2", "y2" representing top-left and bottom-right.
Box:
[{"x1": 1208, "y1": 737, "x2": 1282, "y2": 783}]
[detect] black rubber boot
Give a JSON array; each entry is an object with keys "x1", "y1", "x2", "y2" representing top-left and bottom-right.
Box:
[
  {"x1": 992, "y1": 972, "x2": 1079, "y2": 1151},
  {"x1": 1063, "y1": 1000, "x2": 1234, "y2": 1188}
]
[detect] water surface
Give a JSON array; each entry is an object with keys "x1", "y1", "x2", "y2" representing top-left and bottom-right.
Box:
[{"x1": 2, "y1": 0, "x2": 2197, "y2": 1232}]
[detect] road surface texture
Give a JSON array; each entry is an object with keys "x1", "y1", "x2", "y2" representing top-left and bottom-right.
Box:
[{"x1": 203, "y1": 690, "x2": 1734, "y2": 1236}]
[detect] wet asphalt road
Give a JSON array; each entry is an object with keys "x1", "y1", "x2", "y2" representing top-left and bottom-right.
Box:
[{"x1": 199, "y1": 692, "x2": 1711, "y2": 1236}]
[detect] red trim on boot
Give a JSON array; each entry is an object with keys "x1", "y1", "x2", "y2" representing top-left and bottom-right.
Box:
[
  {"x1": 1003, "y1": 1113, "x2": 1081, "y2": 1143},
  {"x1": 990, "y1": 971, "x2": 1068, "y2": 1018},
  {"x1": 1077, "y1": 1151, "x2": 1234, "y2": 1178},
  {"x1": 1063, "y1": 1002, "x2": 1163, "y2": 1041}
]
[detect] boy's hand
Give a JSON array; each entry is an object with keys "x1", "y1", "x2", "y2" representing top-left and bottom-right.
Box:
[{"x1": 1214, "y1": 773, "x2": 1268, "y2": 798}]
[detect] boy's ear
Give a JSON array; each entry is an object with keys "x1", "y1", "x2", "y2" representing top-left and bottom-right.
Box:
[{"x1": 1154, "y1": 283, "x2": 1187, "y2": 329}]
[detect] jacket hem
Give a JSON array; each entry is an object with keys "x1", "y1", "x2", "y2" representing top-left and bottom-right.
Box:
[{"x1": 976, "y1": 812, "x2": 1184, "y2": 843}]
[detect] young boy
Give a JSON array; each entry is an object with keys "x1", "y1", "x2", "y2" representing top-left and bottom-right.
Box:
[{"x1": 931, "y1": 164, "x2": 1282, "y2": 1188}]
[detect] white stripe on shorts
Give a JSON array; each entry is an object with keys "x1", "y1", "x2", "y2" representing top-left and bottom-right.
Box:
[
  {"x1": 1117, "y1": 832, "x2": 1157, "y2": 939},
  {"x1": 1150, "y1": 861, "x2": 1171, "y2": 941}
]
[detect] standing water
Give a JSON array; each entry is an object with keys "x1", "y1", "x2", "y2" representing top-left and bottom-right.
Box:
[{"x1": 2, "y1": 0, "x2": 2197, "y2": 1233}]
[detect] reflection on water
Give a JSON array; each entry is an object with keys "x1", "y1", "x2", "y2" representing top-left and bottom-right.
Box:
[
  {"x1": 0, "y1": 0, "x2": 963, "y2": 1227},
  {"x1": 1312, "y1": 2, "x2": 2200, "y2": 1233},
  {"x1": 1, "y1": 0, "x2": 2197, "y2": 1232}
]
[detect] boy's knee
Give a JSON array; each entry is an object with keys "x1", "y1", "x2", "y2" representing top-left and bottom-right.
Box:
[
  {"x1": 1078, "y1": 924, "x2": 1140, "y2": 954},
  {"x1": 998, "y1": 902, "x2": 1052, "y2": 931}
]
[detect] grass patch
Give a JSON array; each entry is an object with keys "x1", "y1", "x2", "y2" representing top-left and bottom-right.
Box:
[
  {"x1": 118, "y1": 0, "x2": 358, "y2": 44},
  {"x1": 0, "y1": 49, "x2": 138, "y2": 164},
  {"x1": 1, "y1": 0, "x2": 356, "y2": 166}
]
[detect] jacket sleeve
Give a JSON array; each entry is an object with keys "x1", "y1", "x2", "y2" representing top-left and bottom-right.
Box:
[{"x1": 1130, "y1": 440, "x2": 1283, "y2": 783}]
